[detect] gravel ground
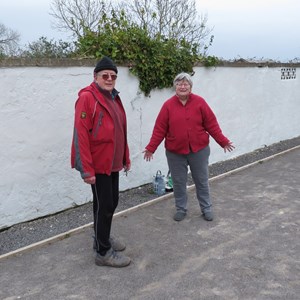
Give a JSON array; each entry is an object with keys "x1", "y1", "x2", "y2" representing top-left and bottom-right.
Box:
[{"x1": 1, "y1": 136, "x2": 299, "y2": 256}]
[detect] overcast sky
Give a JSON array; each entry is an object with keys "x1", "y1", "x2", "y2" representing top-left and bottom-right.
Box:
[
  {"x1": 197, "y1": 0, "x2": 300, "y2": 61},
  {"x1": 1, "y1": 0, "x2": 299, "y2": 61}
]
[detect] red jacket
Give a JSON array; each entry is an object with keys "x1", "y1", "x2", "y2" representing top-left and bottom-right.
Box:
[
  {"x1": 71, "y1": 82, "x2": 130, "y2": 177},
  {"x1": 146, "y1": 93, "x2": 229, "y2": 155}
]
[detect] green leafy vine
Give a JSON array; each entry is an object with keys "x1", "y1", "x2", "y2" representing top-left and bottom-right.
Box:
[{"x1": 76, "y1": 10, "x2": 217, "y2": 96}]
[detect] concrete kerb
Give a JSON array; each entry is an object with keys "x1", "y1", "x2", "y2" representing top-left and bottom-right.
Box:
[{"x1": 1, "y1": 144, "x2": 299, "y2": 261}]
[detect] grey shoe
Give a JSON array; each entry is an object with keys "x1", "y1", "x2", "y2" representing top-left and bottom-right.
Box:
[
  {"x1": 110, "y1": 236, "x2": 126, "y2": 251},
  {"x1": 173, "y1": 211, "x2": 186, "y2": 221},
  {"x1": 93, "y1": 236, "x2": 126, "y2": 252},
  {"x1": 95, "y1": 248, "x2": 131, "y2": 267},
  {"x1": 202, "y1": 211, "x2": 213, "y2": 221}
]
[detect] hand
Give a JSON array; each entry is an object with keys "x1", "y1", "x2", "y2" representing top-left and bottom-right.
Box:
[
  {"x1": 224, "y1": 142, "x2": 235, "y2": 153},
  {"x1": 143, "y1": 149, "x2": 153, "y2": 161},
  {"x1": 84, "y1": 176, "x2": 96, "y2": 185},
  {"x1": 124, "y1": 163, "x2": 131, "y2": 176}
]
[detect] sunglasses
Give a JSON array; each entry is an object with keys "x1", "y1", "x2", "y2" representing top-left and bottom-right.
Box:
[
  {"x1": 99, "y1": 73, "x2": 118, "y2": 81},
  {"x1": 176, "y1": 82, "x2": 190, "y2": 87}
]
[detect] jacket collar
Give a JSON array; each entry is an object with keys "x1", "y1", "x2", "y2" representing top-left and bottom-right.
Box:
[{"x1": 93, "y1": 82, "x2": 119, "y2": 100}]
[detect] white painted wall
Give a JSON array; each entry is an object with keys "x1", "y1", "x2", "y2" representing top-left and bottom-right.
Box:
[{"x1": 0, "y1": 65, "x2": 299, "y2": 229}]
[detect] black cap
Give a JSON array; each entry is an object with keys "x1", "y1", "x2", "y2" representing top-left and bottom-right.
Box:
[{"x1": 94, "y1": 56, "x2": 118, "y2": 74}]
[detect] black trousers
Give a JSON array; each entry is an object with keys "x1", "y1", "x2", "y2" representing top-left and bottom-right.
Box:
[{"x1": 91, "y1": 172, "x2": 119, "y2": 255}]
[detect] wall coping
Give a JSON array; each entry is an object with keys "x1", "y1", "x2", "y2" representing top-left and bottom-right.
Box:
[{"x1": 1, "y1": 58, "x2": 299, "y2": 68}]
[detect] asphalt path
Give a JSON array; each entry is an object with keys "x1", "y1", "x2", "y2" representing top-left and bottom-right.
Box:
[
  {"x1": 1, "y1": 136, "x2": 300, "y2": 256},
  {"x1": 0, "y1": 144, "x2": 299, "y2": 300}
]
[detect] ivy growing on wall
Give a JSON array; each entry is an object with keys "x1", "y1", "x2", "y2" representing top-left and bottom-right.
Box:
[{"x1": 76, "y1": 10, "x2": 217, "y2": 96}]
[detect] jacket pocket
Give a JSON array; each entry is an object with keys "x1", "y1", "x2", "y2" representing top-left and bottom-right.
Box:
[{"x1": 166, "y1": 135, "x2": 176, "y2": 141}]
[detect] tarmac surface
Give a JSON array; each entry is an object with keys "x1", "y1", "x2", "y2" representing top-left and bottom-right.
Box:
[{"x1": 0, "y1": 146, "x2": 299, "y2": 300}]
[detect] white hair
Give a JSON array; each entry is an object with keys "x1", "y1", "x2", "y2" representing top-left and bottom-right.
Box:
[{"x1": 173, "y1": 72, "x2": 193, "y2": 87}]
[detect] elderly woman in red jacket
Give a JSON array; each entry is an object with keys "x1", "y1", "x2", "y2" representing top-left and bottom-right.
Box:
[{"x1": 144, "y1": 72, "x2": 234, "y2": 222}]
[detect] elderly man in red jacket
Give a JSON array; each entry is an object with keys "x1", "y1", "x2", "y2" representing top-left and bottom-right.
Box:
[{"x1": 71, "y1": 56, "x2": 131, "y2": 267}]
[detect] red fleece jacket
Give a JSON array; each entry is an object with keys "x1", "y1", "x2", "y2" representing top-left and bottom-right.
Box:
[{"x1": 146, "y1": 93, "x2": 229, "y2": 155}]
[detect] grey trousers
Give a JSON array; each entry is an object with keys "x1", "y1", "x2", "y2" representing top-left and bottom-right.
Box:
[{"x1": 166, "y1": 146, "x2": 211, "y2": 214}]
